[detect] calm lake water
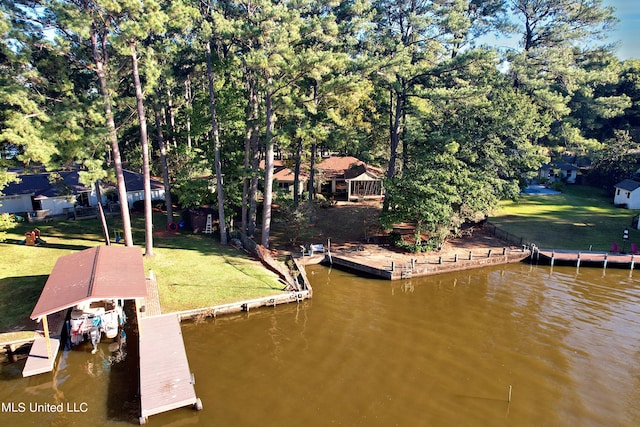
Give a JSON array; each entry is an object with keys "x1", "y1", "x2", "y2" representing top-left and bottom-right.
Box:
[{"x1": 2, "y1": 263, "x2": 640, "y2": 426}]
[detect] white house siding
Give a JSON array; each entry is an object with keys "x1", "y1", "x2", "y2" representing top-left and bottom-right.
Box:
[
  {"x1": 126, "y1": 189, "x2": 165, "y2": 205},
  {"x1": 562, "y1": 169, "x2": 577, "y2": 184},
  {"x1": 0, "y1": 195, "x2": 33, "y2": 214},
  {"x1": 38, "y1": 196, "x2": 76, "y2": 216},
  {"x1": 614, "y1": 188, "x2": 640, "y2": 209}
]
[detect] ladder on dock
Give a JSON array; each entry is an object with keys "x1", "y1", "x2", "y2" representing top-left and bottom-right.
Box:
[{"x1": 138, "y1": 313, "x2": 202, "y2": 424}]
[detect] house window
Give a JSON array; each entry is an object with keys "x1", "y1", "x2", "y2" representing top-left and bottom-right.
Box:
[
  {"x1": 617, "y1": 189, "x2": 621, "y2": 196},
  {"x1": 627, "y1": 192, "x2": 631, "y2": 199},
  {"x1": 77, "y1": 192, "x2": 90, "y2": 207},
  {"x1": 31, "y1": 197, "x2": 42, "y2": 211}
]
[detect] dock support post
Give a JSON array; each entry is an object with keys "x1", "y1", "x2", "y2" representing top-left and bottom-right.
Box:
[
  {"x1": 631, "y1": 255, "x2": 635, "y2": 270},
  {"x1": 551, "y1": 251, "x2": 555, "y2": 267},
  {"x1": 603, "y1": 253, "x2": 608, "y2": 269},
  {"x1": 42, "y1": 315, "x2": 52, "y2": 360},
  {"x1": 454, "y1": 254, "x2": 458, "y2": 263},
  {"x1": 576, "y1": 252, "x2": 581, "y2": 268}
]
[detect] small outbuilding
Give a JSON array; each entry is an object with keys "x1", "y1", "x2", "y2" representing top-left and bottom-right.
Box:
[{"x1": 614, "y1": 179, "x2": 640, "y2": 209}]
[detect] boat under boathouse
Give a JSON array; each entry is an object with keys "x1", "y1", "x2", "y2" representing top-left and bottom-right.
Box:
[{"x1": 23, "y1": 245, "x2": 148, "y2": 377}]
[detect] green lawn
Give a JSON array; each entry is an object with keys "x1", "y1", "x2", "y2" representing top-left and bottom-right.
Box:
[
  {"x1": 0, "y1": 212, "x2": 283, "y2": 335},
  {"x1": 490, "y1": 185, "x2": 640, "y2": 251}
]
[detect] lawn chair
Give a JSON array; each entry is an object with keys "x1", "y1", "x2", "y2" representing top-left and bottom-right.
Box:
[{"x1": 611, "y1": 242, "x2": 619, "y2": 253}]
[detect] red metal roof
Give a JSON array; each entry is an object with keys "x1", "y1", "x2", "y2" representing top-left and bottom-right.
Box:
[{"x1": 30, "y1": 246, "x2": 147, "y2": 319}]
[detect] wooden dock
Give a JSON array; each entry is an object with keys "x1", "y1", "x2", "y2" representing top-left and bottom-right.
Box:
[
  {"x1": 534, "y1": 248, "x2": 638, "y2": 269},
  {"x1": 138, "y1": 313, "x2": 201, "y2": 424},
  {"x1": 22, "y1": 310, "x2": 68, "y2": 377},
  {"x1": 324, "y1": 247, "x2": 531, "y2": 280}
]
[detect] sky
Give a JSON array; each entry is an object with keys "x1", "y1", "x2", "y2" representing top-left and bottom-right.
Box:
[{"x1": 603, "y1": 0, "x2": 640, "y2": 59}]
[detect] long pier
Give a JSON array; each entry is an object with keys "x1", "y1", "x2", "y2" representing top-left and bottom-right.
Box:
[
  {"x1": 138, "y1": 313, "x2": 201, "y2": 425},
  {"x1": 534, "y1": 248, "x2": 638, "y2": 269}
]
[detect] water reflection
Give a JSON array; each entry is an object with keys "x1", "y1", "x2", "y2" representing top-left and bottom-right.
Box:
[{"x1": 1, "y1": 263, "x2": 639, "y2": 426}]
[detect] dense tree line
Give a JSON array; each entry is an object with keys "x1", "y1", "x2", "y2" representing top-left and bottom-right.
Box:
[{"x1": 0, "y1": 0, "x2": 638, "y2": 251}]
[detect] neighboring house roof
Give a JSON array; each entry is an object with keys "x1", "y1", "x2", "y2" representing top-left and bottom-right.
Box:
[
  {"x1": 540, "y1": 162, "x2": 580, "y2": 171},
  {"x1": 345, "y1": 164, "x2": 380, "y2": 180},
  {"x1": 2, "y1": 171, "x2": 91, "y2": 199},
  {"x1": 615, "y1": 179, "x2": 640, "y2": 192},
  {"x1": 317, "y1": 156, "x2": 383, "y2": 180},
  {"x1": 554, "y1": 162, "x2": 580, "y2": 171},
  {"x1": 120, "y1": 170, "x2": 165, "y2": 192},
  {"x1": 30, "y1": 246, "x2": 147, "y2": 319},
  {"x1": 317, "y1": 156, "x2": 363, "y2": 179},
  {"x1": 1, "y1": 170, "x2": 164, "y2": 198},
  {"x1": 259, "y1": 160, "x2": 309, "y2": 183}
]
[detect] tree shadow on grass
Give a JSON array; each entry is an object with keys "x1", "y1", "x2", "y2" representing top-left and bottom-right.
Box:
[
  {"x1": 3, "y1": 239, "x2": 95, "y2": 252},
  {"x1": 0, "y1": 275, "x2": 46, "y2": 333}
]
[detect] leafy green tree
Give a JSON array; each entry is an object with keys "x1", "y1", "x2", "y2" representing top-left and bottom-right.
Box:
[{"x1": 589, "y1": 130, "x2": 639, "y2": 193}]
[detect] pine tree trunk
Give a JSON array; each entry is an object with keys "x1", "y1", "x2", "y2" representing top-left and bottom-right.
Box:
[
  {"x1": 242, "y1": 69, "x2": 258, "y2": 234},
  {"x1": 205, "y1": 40, "x2": 227, "y2": 245},
  {"x1": 130, "y1": 42, "x2": 154, "y2": 257},
  {"x1": 261, "y1": 87, "x2": 275, "y2": 248},
  {"x1": 90, "y1": 29, "x2": 133, "y2": 247},
  {"x1": 293, "y1": 137, "x2": 302, "y2": 208},
  {"x1": 153, "y1": 95, "x2": 174, "y2": 227}
]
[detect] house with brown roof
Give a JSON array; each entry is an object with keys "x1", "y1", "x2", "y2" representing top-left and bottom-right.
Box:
[
  {"x1": 260, "y1": 160, "x2": 309, "y2": 196},
  {"x1": 316, "y1": 156, "x2": 384, "y2": 201}
]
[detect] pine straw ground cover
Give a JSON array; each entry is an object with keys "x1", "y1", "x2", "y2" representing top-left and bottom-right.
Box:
[{"x1": 0, "y1": 212, "x2": 282, "y2": 339}]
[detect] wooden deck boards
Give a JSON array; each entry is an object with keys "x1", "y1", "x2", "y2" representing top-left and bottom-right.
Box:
[
  {"x1": 22, "y1": 310, "x2": 68, "y2": 377},
  {"x1": 139, "y1": 314, "x2": 198, "y2": 420}
]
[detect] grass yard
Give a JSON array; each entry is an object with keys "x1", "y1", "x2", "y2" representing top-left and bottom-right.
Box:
[
  {"x1": 0, "y1": 212, "x2": 283, "y2": 336},
  {"x1": 490, "y1": 185, "x2": 640, "y2": 251}
]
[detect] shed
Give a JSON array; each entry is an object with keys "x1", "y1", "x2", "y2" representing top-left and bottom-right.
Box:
[{"x1": 614, "y1": 179, "x2": 640, "y2": 209}]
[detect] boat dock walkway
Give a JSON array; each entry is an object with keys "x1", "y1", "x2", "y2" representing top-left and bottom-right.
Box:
[
  {"x1": 138, "y1": 271, "x2": 202, "y2": 424},
  {"x1": 534, "y1": 248, "x2": 638, "y2": 269},
  {"x1": 22, "y1": 310, "x2": 67, "y2": 377},
  {"x1": 138, "y1": 313, "x2": 201, "y2": 425}
]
